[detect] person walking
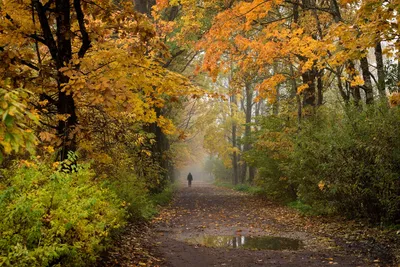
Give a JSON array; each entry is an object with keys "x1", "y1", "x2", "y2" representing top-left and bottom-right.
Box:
[{"x1": 187, "y1": 172, "x2": 193, "y2": 187}]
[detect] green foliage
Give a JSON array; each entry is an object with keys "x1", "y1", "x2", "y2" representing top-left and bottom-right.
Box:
[
  {"x1": 214, "y1": 180, "x2": 235, "y2": 189},
  {"x1": 234, "y1": 184, "x2": 251, "y2": 191},
  {"x1": 246, "y1": 115, "x2": 298, "y2": 203},
  {"x1": 293, "y1": 106, "x2": 400, "y2": 223},
  {"x1": 106, "y1": 169, "x2": 176, "y2": 222},
  {"x1": 90, "y1": 147, "x2": 174, "y2": 221},
  {"x1": 150, "y1": 183, "x2": 175, "y2": 207},
  {"x1": 0, "y1": 84, "x2": 38, "y2": 162},
  {"x1": 203, "y1": 157, "x2": 214, "y2": 176},
  {"x1": 0, "y1": 160, "x2": 126, "y2": 266},
  {"x1": 107, "y1": 170, "x2": 157, "y2": 221},
  {"x1": 287, "y1": 201, "x2": 314, "y2": 215},
  {"x1": 234, "y1": 184, "x2": 264, "y2": 195},
  {"x1": 214, "y1": 181, "x2": 264, "y2": 195},
  {"x1": 208, "y1": 157, "x2": 233, "y2": 182},
  {"x1": 249, "y1": 105, "x2": 400, "y2": 224},
  {"x1": 384, "y1": 60, "x2": 400, "y2": 93}
]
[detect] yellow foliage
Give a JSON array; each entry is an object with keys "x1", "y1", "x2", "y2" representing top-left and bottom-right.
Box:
[
  {"x1": 91, "y1": 153, "x2": 113, "y2": 164},
  {"x1": 389, "y1": 92, "x2": 400, "y2": 107},
  {"x1": 0, "y1": 0, "x2": 201, "y2": 161},
  {"x1": 350, "y1": 76, "x2": 365, "y2": 87},
  {"x1": 318, "y1": 180, "x2": 325, "y2": 191},
  {"x1": 297, "y1": 84, "x2": 309, "y2": 95},
  {"x1": 256, "y1": 74, "x2": 286, "y2": 103}
]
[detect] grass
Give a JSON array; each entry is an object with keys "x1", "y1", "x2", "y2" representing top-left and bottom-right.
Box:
[
  {"x1": 287, "y1": 200, "x2": 313, "y2": 215},
  {"x1": 150, "y1": 184, "x2": 175, "y2": 207},
  {"x1": 214, "y1": 181, "x2": 265, "y2": 195},
  {"x1": 214, "y1": 180, "x2": 235, "y2": 189}
]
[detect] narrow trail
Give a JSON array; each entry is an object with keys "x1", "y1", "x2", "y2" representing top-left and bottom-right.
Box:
[{"x1": 152, "y1": 182, "x2": 396, "y2": 267}]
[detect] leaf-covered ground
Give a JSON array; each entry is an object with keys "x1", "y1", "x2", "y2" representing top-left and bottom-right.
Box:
[{"x1": 100, "y1": 183, "x2": 399, "y2": 266}]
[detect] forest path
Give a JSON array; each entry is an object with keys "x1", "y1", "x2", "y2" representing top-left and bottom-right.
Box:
[{"x1": 152, "y1": 183, "x2": 395, "y2": 267}]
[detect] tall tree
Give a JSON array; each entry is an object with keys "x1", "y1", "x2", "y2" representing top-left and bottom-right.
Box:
[{"x1": 1, "y1": 0, "x2": 194, "y2": 163}]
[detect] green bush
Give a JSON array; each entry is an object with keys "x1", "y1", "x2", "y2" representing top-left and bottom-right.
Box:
[
  {"x1": 233, "y1": 184, "x2": 265, "y2": 195},
  {"x1": 150, "y1": 183, "x2": 175, "y2": 207},
  {"x1": 287, "y1": 200, "x2": 313, "y2": 215},
  {"x1": 249, "y1": 105, "x2": 400, "y2": 224},
  {"x1": 234, "y1": 184, "x2": 251, "y2": 191},
  {"x1": 214, "y1": 180, "x2": 235, "y2": 189},
  {"x1": 209, "y1": 157, "x2": 233, "y2": 182},
  {"x1": 291, "y1": 106, "x2": 400, "y2": 223},
  {"x1": 246, "y1": 115, "x2": 298, "y2": 203},
  {"x1": 0, "y1": 161, "x2": 126, "y2": 266},
  {"x1": 0, "y1": 85, "x2": 38, "y2": 163},
  {"x1": 107, "y1": 170, "x2": 157, "y2": 221}
]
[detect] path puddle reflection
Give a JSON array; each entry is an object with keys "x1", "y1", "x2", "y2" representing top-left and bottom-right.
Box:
[{"x1": 186, "y1": 235, "x2": 303, "y2": 250}]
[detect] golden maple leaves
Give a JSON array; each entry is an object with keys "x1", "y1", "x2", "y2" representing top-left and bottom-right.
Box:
[
  {"x1": 1, "y1": 0, "x2": 203, "y2": 157},
  {"x1": 155, "y1": 0, "x2": 400, "y2": 103}
]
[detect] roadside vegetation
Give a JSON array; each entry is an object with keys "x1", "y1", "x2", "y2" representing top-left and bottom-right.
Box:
[{"x1": 1, "y1": 0, "x2": 400, "y2": 265}]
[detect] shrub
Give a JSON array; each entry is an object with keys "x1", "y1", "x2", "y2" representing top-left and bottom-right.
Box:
[
  {"x1": 233, "y1": 184, "x2": 265, "y2": 195},
  {"x1": 246, "y1": 115, "x2": 298, "y2": 203},
  {"x1": 107, "y1": 170, "x2": 157, "y2": 221},
  {"x1": 249, "y1": 105, "x2": 400, "y2": 224},
  {"x1": 0, "y1": 85, "x2": 38, "y2": 163},
  {"x1": 0, "y1": 160, "x2": 126, "y2": 266},
  {"x1": 291, "y1": 106, "x2": 400, "y2": 223},
  {"x1": 210, "y1": 157, "x2": 233, "y2": 182},
  {"x1": 287, "y1": 200, "x2": 313, "y2": 215},
  {"x1": 150, "y1": 183, "x2": 175, "y2": 207}
]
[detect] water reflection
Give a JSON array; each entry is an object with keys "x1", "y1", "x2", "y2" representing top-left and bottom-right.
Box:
[{"x1": 186, "y1": 235, "x2": 303, "y2": 250}]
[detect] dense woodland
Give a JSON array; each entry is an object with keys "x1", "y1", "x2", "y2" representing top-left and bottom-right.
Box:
[{"x1": 0, "y1": 0, "x2": 399, "y2": 265}]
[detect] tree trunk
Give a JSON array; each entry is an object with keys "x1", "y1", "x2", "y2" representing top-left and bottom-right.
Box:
[
  {"x1": 336, "y1": 67, "x2": 350, "y2": 103},
  {"x1": 230, "y1": 94, "x2": 239, "y2": 185},
  {"x1": 33, "y1": 0, "x2": 93, "y2": 161},
  {"x1": 375, "y1": 42, "x2": 386, "y2": 99},
  {"x1": 360, "y1": 57, "x2": 374, "y2": 104},
  {"x1": 317, "y1": 70, "x2": 324, "y2": 106},
  {"x1": 330, "y1": 0, "x2": 342, "y2": 22},
  {"x1": 242, "y1": 83, "x2": 254, "y2": 183},
  {"x1": 55, "y1": 0, "x2": 76, "y2": 161},
  {"x1": 301, "y1": 70, "x2": 316, "y2": 108},
  {"x1": 134, "y1": 0, "x2": 156, "y2": 16},
  {"x1": 35, "y1": 0, "x2": 76, "y2": 161},
  {"x1": 289, "y1": 64, "x2": 301, "y2": 124},
  {"x1": 272, "y1": 65, "x2": 280, "y2": 114},
  {"x1": 147, "y1": 107, "x2": 172, "y2": 189},
  {"x1": 352, "y1": 85, "x2": 362, "y2": 106},
  {"x1": 347, "y1": 61, "x2": 362, "y2": 106},
  {"x1": 134, "y1": 1, "x2": 172, "y2": 185}
]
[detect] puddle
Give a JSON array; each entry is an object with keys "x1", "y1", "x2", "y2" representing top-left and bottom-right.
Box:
[{"x1": 185, "y1": 235, "x2": 303, "y2": 250}]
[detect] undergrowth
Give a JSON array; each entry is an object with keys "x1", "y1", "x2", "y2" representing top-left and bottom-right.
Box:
[{"x1": 214, "y1": 181, "x2": 264, "y2": 195}]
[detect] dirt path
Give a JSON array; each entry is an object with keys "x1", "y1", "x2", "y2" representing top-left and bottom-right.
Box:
[{"x1": 152, "y1": 182, "x2": 397, "y2": 267}]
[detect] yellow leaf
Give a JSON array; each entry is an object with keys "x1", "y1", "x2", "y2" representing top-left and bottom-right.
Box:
[
  {"x1": 318, "y1": 180, "x2": 325, "y2": 191},
  {"x1": 350, "y1": 76, "x2": 364, "y2": 87},
  {"x1": 297, "y1": 84, "x2": 309, "y2": 94}
]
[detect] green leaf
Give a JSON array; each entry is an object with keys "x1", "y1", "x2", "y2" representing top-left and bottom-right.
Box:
[{"x1": 4, "y1": 115, "x2": 14, "y2": 128}]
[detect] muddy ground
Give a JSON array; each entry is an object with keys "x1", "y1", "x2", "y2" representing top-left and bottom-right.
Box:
[{"x1": 100, "y1": 182, "x2": 399, "y2": 267}]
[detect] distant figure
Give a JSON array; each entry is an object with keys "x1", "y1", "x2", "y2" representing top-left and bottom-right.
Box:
[{"x1": 187, "y1": 172, "x2": 193, "y2": 187}]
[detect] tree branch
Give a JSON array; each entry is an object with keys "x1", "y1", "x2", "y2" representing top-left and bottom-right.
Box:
[
  {"x1": 74, "y1": 0, "x2": 91, "y2": 58},
  {"x1": 284, "y1": 0, "x2": 334, "y2": 15},
  {"x1": 164, "y1": 49, "x2": 186, "y2": 68},
  {"x1": 32, "y1": 0, "x2": 58, "y2": 61},
  {"x1": 43, "y1": 0, "x2": 56, "y2": 10}
]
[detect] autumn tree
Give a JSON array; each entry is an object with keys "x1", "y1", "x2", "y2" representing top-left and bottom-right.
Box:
[{"x1": 1, "y1": 0, "x2": 197, "y2": 166}]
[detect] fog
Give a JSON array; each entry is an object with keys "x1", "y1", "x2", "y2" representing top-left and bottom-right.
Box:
[{"x1": 175, "y1": 156, "x2": 214, "y2": 185}]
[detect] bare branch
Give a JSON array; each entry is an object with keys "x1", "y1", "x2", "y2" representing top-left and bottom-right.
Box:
[
  {"x1": 32, "y1": 0, "x2": 58, "y2": 61},
  {"x1": 74, "y1": 0, "x2": 92, "y2": 58}
]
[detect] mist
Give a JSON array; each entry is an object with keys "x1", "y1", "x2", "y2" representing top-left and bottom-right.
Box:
[{"x1": 175, "y1": 156, "x2": 214, "y2": 185}]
